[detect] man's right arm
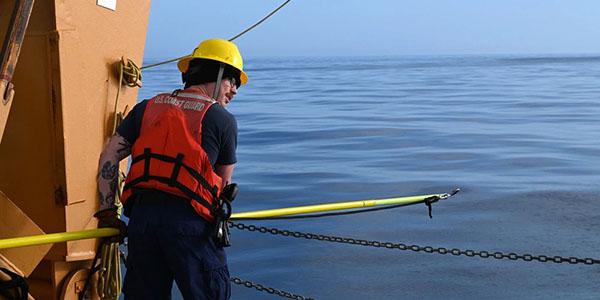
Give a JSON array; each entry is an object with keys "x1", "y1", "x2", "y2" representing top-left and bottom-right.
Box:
[
  {"x1": 96, "y1": 100, "x2": 146, "y2": 211},
  {"x1": 215, "y1": 163, "x2": 235, "y2": 187},
  {"x1": 97, "y1": 133, "x2": 131, "y2": 211}
]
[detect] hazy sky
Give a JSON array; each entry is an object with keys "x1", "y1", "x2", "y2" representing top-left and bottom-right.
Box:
[{"x1": 144, "y1": 0, "x2": 600, "y2": 60}]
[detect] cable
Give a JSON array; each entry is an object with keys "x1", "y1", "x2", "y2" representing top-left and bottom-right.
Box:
[
  {"x1": 141, "y1": 0, "x2": 292, "y2": 70},
  {"x1": 140, "y1": 55, "x2": 186, "y2": 70},
  {"x1": 229, "y1": 0, "x2": 292, "y2": 42}
]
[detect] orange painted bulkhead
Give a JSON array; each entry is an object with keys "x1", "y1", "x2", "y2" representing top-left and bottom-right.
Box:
[{"x1": 0, "y1": 1, "x2": 150, "y2": 298}]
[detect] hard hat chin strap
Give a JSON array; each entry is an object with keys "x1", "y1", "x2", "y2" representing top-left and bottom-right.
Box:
[{"x1": 212, "y1": 63, "x2": 225, "y2": 101}]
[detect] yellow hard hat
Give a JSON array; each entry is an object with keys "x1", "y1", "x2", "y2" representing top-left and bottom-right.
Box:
[{"x1": 177, "y1": 38, "x2": 248, "y2": 85}]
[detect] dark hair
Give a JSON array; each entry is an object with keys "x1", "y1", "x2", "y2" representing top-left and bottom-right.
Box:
[{"x1": 182, "y1": 58, "x2": 241, "y2": 89}]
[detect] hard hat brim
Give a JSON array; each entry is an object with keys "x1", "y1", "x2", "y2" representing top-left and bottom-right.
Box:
[
  {"x1": 239, "y1": 70, "x2": 248, "y2": 85},
  {"x1": 177, "y1": 56, "x2": 193, "y2": 73},
  {"x1": 178, "y1": 56, "x2": 248, "y2": 85}
]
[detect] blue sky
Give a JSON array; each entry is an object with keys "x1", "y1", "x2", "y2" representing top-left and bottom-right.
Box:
[{"x1": 144, "y1": 0, "x2": 600, "y2": 60}]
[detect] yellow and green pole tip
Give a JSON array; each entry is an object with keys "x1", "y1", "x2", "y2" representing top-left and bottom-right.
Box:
[{"x1": 231, "y1": 188, "x2": 460, "y2": 220}]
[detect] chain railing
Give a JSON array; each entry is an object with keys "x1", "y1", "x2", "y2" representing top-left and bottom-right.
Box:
[
  {"x1": 229, "y1": 222, "x2": 600, "y2": 266},
  {"x1": 231, "y1": 277, "x2": 314, "y2": 300}
]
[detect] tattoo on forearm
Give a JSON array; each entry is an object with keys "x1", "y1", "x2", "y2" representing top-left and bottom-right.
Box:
[
  {"x1": 99, "y1": 164, "x2": 120, "y2": 207},
  {"x1": 100, "y1": 191, "x2": 115, "y2": 206},
  {"x1": 101, "y1": 161, "x2": 118, "y2": 180},
  {"x1": 117, "y1": 140, "x2": 131, "y2": 157},
  {"x1": 98, "y1": 134, "x2": 131, "y2": 209},
  {"x1": 117, "y1": 140, "x2": 130, "y2": 148}
]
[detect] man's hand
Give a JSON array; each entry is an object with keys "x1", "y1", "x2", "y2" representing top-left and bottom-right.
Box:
[{"x1": 94, "y1": 208, "x2": 127, "y2": 244}]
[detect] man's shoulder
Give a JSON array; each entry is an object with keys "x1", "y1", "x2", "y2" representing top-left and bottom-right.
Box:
[
  {"x1": 205, "y1": 103, "x2": 237, "y2": 124},
  {"x1": 132, "y1": 99, "x2": 150, "y2": 112}
]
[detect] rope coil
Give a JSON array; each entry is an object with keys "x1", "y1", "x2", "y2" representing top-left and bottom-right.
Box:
[
  {"x1": 97, "y1": 242, "x2": 121, "y2": 299},
  {"x1": 111, "y1": 57, "x2": 139, "y2": 135},
  {"x1": 119, "y1": 58, "x2": 142, "y2": 88}
]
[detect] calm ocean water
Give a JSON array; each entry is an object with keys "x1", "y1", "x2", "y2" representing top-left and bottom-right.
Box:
[{"x1": 137, "y1": 55, "x2": 600, "y2": 299}]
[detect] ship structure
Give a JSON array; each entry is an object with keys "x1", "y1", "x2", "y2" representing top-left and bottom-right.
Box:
[{"x1": 1, "y1": 1, "x2": 150, "y2": 298}]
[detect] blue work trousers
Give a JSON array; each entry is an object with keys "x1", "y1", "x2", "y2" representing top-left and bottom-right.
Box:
[{"x1": 123, "y1": 192, "x2": 230, "y2": 300}]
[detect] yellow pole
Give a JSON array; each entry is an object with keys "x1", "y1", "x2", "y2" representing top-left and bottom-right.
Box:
[
  {"x1": 231, "y1": 192, "x2": 452, "y2": 219},
  {"x1": 0, "y1": 228, "x2": 118, "y2": 250},
  {"x1": 0, "y1": 191, "x2": 458, "y2": 249}
]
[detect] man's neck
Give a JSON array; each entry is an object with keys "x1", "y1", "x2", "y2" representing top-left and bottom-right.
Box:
[{"x1": 185, "y1": 85, "x2": 212, "y2": 99}]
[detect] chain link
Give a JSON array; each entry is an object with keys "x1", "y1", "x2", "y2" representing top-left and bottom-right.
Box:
[
  {"x1": 231, "y1": 277, "x2": 315, "y2": 300},
  {"x1": 230, "y1": 222, "x2": 600, "y2": 266}
]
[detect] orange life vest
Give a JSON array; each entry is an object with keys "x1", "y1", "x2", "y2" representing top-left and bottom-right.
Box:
[{"x1": 121, "y1": 90, "x2": 223, "y2": 222}]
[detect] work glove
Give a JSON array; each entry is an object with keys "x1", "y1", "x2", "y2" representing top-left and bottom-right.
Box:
[
  {"x1": 214, "y1": 183, "x2": 238, "y2": 248},
  {"x1": 94, "y1": 207, "x2": 127, "y2": 244}
]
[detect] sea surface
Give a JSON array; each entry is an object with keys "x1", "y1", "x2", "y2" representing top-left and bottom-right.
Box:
[{"x1": 137, "y1": 55, "x2": 600, "y2": 300}]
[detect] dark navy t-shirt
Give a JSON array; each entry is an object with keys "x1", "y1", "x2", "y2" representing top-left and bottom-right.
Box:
[{"x1": 117, "y1": 99, "x2": 237, "y2": 167}]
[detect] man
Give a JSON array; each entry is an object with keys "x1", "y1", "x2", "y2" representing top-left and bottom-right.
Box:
[{"x1": 94, "y1": 38, "x2": 247, "y2": 299}]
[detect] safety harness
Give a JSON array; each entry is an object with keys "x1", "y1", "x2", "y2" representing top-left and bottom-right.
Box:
[{"x1": 123, "y1": 149, "x2": 220, "y2": 216}]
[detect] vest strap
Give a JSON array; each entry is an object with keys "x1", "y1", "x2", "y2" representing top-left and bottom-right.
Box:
[
  {"x1": 143, "y1": 148, "x2": 151, "y2": 180},
  {"x1": 124, "y1": 149, "x2": 219, "y2": 212},
  {"x1": 170, "y1": 153, "x2": 184, "y2": 187}
]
